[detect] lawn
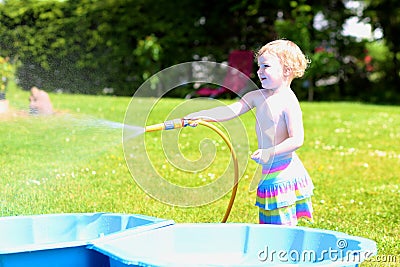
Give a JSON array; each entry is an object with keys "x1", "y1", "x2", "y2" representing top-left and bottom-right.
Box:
[{"x1": 1, "y1": 83, "x2": 399, "y2": 266}]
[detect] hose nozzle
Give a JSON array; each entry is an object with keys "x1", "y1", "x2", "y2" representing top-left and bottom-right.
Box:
[{"x1": 145, "y1": 118, "x2": 191, "y2": 132}]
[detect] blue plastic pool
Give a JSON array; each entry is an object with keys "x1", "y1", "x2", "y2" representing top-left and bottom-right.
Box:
[
  {"x1": 0, "y1": 213, "x2": 376, "y2": 267},
  {"x1": 0, "y1": 212, "x2": 173, "y2": 267},
  {"x1": 90, "y1": 223, "x2": 377, "y2": 267}
]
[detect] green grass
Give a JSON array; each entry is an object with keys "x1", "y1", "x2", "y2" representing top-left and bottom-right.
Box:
[{"x1": 1, "y1": 83, "x2": 399, "y2": 266}]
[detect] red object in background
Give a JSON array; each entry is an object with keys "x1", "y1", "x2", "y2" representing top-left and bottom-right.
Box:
[
  {"x1": 314, "y1": 46, "x2": 325, "y2": 53},
  {"x1": 364, "y1": 54, "x2": 374, "y2": 72},
  {"x1": 187, "y1": 50, "x2": 254, "y2": 98}
]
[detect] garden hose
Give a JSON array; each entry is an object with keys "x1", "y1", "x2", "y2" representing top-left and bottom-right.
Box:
[{"x1": 145, "y1": 119, "x2": 239, "y2": 223}]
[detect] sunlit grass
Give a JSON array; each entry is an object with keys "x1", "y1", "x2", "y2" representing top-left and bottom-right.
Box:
[{"x1": 1, "y1": 84, "x2": 399, "y2": 266}]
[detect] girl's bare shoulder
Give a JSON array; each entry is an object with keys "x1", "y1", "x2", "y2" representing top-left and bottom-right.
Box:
[{"x1": 242, "y1": 89, "x2": 270, "y2": 105}]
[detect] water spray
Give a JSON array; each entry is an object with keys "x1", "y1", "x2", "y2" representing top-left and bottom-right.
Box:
[{"x1": 145, "y1": 118, "x2": 239, "y2": 223}]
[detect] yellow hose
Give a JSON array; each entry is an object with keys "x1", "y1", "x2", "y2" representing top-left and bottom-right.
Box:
[
  {"x1": 196, "y1": 120, "x2": 239, "y2": 223},
  {"x1": 144, "y1": 119, "x2": 239, "y2": 223}
]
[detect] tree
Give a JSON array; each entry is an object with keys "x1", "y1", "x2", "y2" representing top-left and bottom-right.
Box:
[
  {"x1": 272, "y1": 0, "x2": 371, "y2": 101},
  {"x1": 0, "y1": 0, "x2": 397, "y2": 102},
  {"x1": 364, "y1": 0, "x2": 400, "y2": 103}
]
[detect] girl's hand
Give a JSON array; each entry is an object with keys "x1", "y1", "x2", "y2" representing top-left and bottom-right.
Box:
[
  {"x1": 185, "y1": 118, "x2": 199, "y2": 127},
  {"x1": 251, "y1": 149, "x2": 272, "y2": 164}
]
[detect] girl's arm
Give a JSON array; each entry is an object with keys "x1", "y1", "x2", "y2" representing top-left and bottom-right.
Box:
[
  {"x1": 185, "y1": 91, "x2": 257, "y2": 122},
  {"x1": 274, "y1": 99, "x2": 304, "y2": 154}
]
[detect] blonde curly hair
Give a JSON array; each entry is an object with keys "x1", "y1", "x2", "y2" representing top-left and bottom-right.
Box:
[{"x1": 257, "y1": 39, "x2": 310, "y2": 80}]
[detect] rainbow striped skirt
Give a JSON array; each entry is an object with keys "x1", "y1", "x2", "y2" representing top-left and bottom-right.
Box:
[{"x1": 256, "y1": 153, "x2": 314, "y2": 225}]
